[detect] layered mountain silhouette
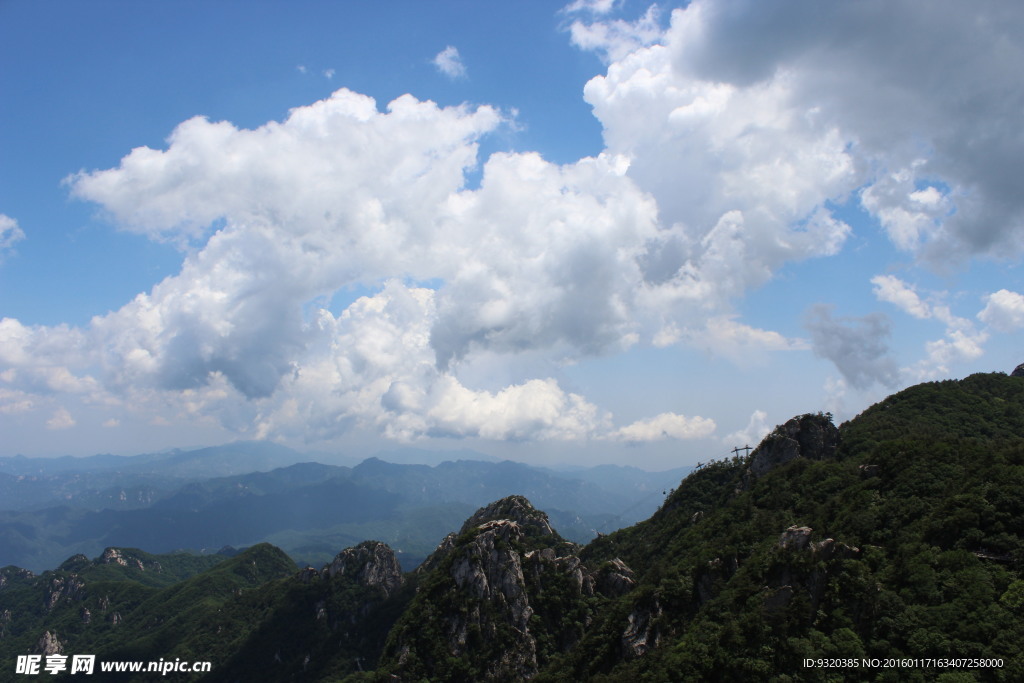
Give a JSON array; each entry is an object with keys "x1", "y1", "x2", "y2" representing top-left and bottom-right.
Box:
[{"x1": 0, "y1": 452, "x2": 686, "y2": 573}]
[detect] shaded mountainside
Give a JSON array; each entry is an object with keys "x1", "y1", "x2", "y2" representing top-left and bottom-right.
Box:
[
  {"x1": 1, "y1": 372, "x2": 1022, "y2": 680},
  {"x1": 0, "y1": 541, "x2": 410, "y2": 681}
]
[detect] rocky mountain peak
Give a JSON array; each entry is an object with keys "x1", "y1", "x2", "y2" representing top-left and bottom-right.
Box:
[
  {"x1": 325, "y1": 540, "x2": 403, "y2": 598},
  {"x1": 99, "y1": 547, "x2": 148, "y2": 571},
  {"x1": 1011, "y1": 362, "x2": 1024, "y2": 377},
  {"x1": 380, "y1": 495, "x2": 637, "y2": 681},
  {"x1": 748, "y1": 412, "x2": 839, "y2": 479},
  {"x1": 57, "y1": 555, "x2": 90, "y2": 573},
  {"x1": 459, "y1": 495, "x2": 557, "y2": 539}
]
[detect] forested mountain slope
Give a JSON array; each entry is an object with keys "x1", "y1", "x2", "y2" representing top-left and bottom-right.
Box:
[{"x1": 549, "y1": 372, "x2": 1024, "y2": 680}]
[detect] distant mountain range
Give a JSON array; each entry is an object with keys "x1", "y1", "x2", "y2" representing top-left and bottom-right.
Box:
[
  {"x1": 0, "y1": 445, "x2": 689, "y2": 572},
  {"x1": 0, "y1": 440, "x2": 312, "y2": 477}
]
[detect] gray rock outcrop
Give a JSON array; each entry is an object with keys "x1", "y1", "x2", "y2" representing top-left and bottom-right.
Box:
[
  {"x1": 622, "y1": 597, "x2": 662, "y2": 658},
  {"x1": 325, "y1": 541, "x2": 403, "y2": 598},
  {"x1": 99, "y1": 548, "x2": 153, "y2": 572},
  {"x1": 34, "y1": 630, "x2": 64, "y2": 655},
  {"x1": 45, "y1": 575, "x2": 85, "y2": 610},
  {"x1": 596, "y1": 558, "x2": 636, "y2": 598},
  {"x1": 748, "y1": 413, "x2": 839, "y2": 479},
  {"x1": 383, "y1": 496, "x2": 636, "y2": 681},
  {"x1": 779, "y1": 525, "x2": 813, "y2": 551},
  {"x1": 459, "y1": 495, "x2": 558, "y2": 538}
]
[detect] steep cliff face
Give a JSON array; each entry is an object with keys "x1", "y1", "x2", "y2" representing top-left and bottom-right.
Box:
[{"x1": 379, "y1": 496, "x2": 636, "y2": 681}]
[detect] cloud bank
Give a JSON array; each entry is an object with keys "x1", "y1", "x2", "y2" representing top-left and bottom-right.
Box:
[{"x1": 7, "y1": 88, "x2": 709, "y2": 443}]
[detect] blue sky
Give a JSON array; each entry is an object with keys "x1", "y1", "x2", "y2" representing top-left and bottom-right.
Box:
[{"x1": 1, "y1": 0, "x2": 1021, "y2": 468}]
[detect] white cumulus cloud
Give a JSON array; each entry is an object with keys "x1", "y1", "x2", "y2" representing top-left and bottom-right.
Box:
[
  {"x1": 579, "y1": 0, "x2": 1024, "y2": 266},
  {"x1": 0, "y1": 388, "x2": 34, "y2": 415},
  {"x1": 870, "y1": 275, "x2": 991, "y2": 380},
  {"x1": 563, "y1": 0, "x2": 619, "y2": 16},
  {"x1": 433, "y1": 46, "x2": 467, "y2": 79},
  {"x1": 723, "y1": 409, "x2": 770, "y2": 449},
  {"x1": 871, "y1": 275, "x2": 932, "y2": 319},
  {"x1": 569, "y1": 5, "x2": 663, "y2": 63},
  {"x1": 50, "y1": 89, "x2": 707, "y2": 444},
  {"x1": 979, "y1": 289, "x2": 1024, "y2": 332},
  {"x1": 69, "y1": 89, "x2": 501, "y2": 245},
  {"x1": 0, "y1": 214, "x2": 25, "y2": 261},
  {"x1": 610, "y1": 411, "x2": 715, "y2": 443},
  {"x1": 46, "y1": 407, "x2": 75, "y2": 430}
]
